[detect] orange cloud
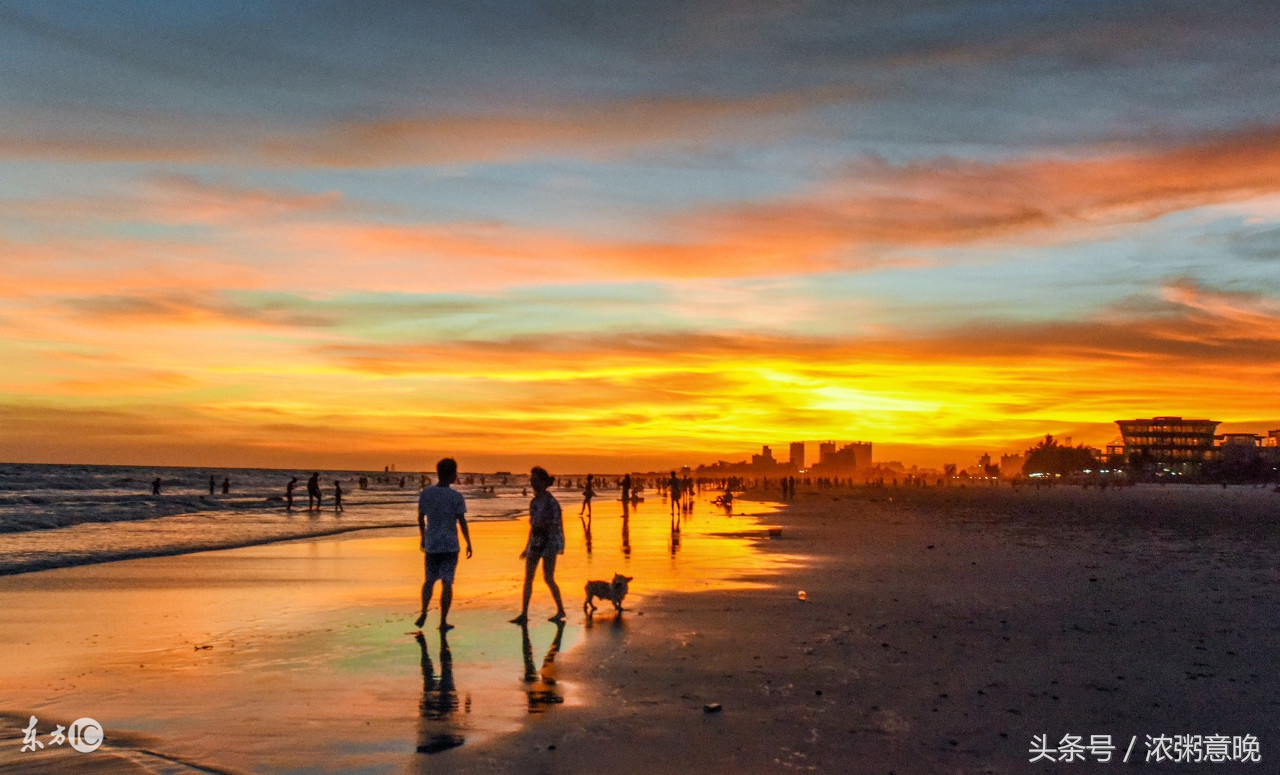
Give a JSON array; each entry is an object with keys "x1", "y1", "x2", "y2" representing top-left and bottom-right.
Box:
[
  {"x1": 240, "y1": 124, "x2": 1280, "y2": 281},
  {"x1": 0, "y1": 88, "x2": 851, "y2": 167},
  {"x1": 6, "y1": 125, "x2": 1278, "y2": 300},
  {"x1": 692, "y1": 125, "x2": 1280, "y2": 253}
]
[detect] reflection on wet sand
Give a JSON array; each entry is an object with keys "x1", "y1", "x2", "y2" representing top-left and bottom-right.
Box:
[
  {"x1": 521, "y1": 621, "x2": 566, "y2": 712},
  {"x1": 621, "y1": 501, "x2": 631, "y2": 558},
  {"x1": 669, "y1": 510, "x2": 681, "y2": 557},
  {"x1": 584, "y1": 604, "x2": 627, "y2": 640},
  {"x1": 415, "y1": 630, "x2": 467, "y2": 754}
]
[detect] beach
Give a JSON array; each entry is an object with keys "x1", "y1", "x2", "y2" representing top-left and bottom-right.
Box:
[
  {"x1": 0, "y1": 491, "x2": 791, "y2": 773},
  {"x1": 433, "y1": 484, "x2": 1280, "y2": 774},
  {"x1": 1, "y1": 484, "x2": 1277, "y2": 773}
]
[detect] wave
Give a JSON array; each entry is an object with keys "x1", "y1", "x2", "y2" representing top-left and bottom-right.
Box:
[{"x1": 0, "y1": 463, "x2": 531, "y2": 575}]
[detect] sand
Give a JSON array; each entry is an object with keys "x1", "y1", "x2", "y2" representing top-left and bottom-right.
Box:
[
  {"x1": 445, "y1": 484, "x2": 1280, "y2": 774},
  {"x1": 2, "y1": 484, "x2": 1277, "y2": 773}
]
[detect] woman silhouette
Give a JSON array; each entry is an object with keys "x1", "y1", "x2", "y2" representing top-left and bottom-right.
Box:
[{"x1": 510, "y1": 467, "x2": 566, "y2": 624}]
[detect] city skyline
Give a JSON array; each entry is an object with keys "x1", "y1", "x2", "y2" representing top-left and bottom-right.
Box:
[{"x1": 1, "y1": 3, "x2": 1278, "y2": 472}]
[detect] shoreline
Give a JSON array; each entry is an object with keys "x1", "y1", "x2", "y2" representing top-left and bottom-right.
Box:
[
  {"x1": 0, "y1": 503, "x2": 529, "y2": 577},
  {"x1": 0, "y1": 522, "x2": 412, "y2": 577}
]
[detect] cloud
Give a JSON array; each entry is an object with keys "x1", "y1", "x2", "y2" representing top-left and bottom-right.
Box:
[
  {"x1": 0, "y1": 87, "x2": 849, "y2": 167},
  {"x1": 59, "y1": 292, "x2": 343, "y2": 329},
  {"x1": 5, "y1": 122, "x2": 1279, "y2": 298},
  {"x1": 692, "y1": 125, "x2": 1280, "y2": 253},
  {"x1": 263, "y1": 89, "x2": 851, "y2": 167},
  {"x1": 0, "y1": 174, "x2": 348, "y2": 226}
]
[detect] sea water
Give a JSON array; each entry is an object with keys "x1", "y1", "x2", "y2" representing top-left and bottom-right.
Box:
[{"x1": 0, "y1": 463, "x2": 529, "y2": 574}]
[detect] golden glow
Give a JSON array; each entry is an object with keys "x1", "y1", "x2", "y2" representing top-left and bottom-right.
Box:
[
  {"x1": 4, "y1": 313, "x2": 1277, "y2": 470},
  {"x1": 3, "y1": 92, "x2": 1279, "y2": 470}
]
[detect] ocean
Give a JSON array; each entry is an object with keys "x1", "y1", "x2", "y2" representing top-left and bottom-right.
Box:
[{"x1": 0, "y1": 463, "x2": 532, "y2": 575}]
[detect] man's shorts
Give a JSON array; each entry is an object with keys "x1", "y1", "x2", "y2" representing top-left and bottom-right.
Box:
[{"x1": 425, "y1": 551, "x2": 459, "y2": 585}]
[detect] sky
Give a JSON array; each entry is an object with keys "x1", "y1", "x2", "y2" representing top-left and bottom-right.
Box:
[{"x1": 1, "y1": 0, "x2": 1278, "y2": 473}]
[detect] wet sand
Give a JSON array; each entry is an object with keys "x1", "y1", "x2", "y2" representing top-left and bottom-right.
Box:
[
  {"x1": 3, "y1": 485, "x2": 1278, "y2": 773},
  {"x1": 0, "y1": 496, "x2": 790, "y2": 773}
]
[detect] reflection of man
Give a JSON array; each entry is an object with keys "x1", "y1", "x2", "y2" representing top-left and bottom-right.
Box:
[
  {"x1": 416, "y1": 458, "x2": 472, "y2": 630},
  {"x1": 417, "y1": 631, "x2": 459, "y2": 720},
  {"x1": 415, "y1": 631, "x2": 464, "y2": 754},
  {"x1": 621, "y1": 500, "x2": 631, "y2": 557},
  {"x1": 521, "y1": 621, "x2": 566, "y2": 712}
]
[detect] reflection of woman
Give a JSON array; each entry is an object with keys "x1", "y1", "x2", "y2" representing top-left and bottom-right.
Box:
[
  {"x1": 510, "y1": 467, "x2": 566, "y2": 624},
  {"x1": 521, "y1": 620, "x2": 566, "y2": 711}
]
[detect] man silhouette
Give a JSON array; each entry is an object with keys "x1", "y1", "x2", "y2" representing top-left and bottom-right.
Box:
[
  {"x1": 416, "y1": 458, "x2": 472, "y2": 631},
  {"x1": 668, "y1": 471, "x2": 680, "y2": 516},
  {"x1": 307, "y1": 472, "x2": 322, "y2": 510}
]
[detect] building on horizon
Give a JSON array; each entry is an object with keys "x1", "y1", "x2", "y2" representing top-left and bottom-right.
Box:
[
  {"x1": 1115, "y1": 416, "x2": 1220, "y2": 468},
  {"x1": 812, "y1": 441, "x2": 873, "y2": 473},
  {"x1": 789, "y1": 441, "x2": 805, "y2": 471},
  {"x1": 751, "y1": 445, "x2": 777, "y2": 468},
  {"x1": 696, "y1": 444, "x2": 795, "y2": 476},
  {"x1": 998, "y1": 453, "x2": 1024, "y2": 478},
  {"x1": 818, "y1": 441, "x2": 836, "y2": 465}
]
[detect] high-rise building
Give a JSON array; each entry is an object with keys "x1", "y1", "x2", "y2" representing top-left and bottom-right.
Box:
[
  {"x1": 750, "y1": 445, "x2": 777, "y2": 468},
  {"x1": 1115, "y1": 417, "x2": 1220, "y2": 465},
  {"x1": 814, "y1": 442, "x2": 872, "y2": 472},
  {"x1": 789, "y1": 442, "x2": 805, "y2": 470},
  {"x1": 818, "y1": 441, "x2": 837, "y2": 465},
  {"x1": 999, "y1": 453, "x2": 1025, "y2": 477}
]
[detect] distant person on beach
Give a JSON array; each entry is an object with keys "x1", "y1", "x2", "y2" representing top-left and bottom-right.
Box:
[
  {"x1": 152, "y1": 477, "x2": 162, "y2": 495},
  {"x1": 580, "y1": 474, "x2": 595, "y2": 518},
  {"x1": 668, "y1": 471, "x2": 680, "y2": 516},
  {"x1": 416, "y1": 458, "x2": 472, "y2": 631},
  {"x1": 511, "y1": 466, "x2": 566, "y2": 624},
  {"x1": 334, "y1": 481, "x2": 344, "y2": 513},
  {"x1": 621, "y1": 473, "x2": 631, "y2": 503},
  {"x1": 307, "y1": 472, "x2": 322, "y2": 510},
  {"x1": 209, "y1": 475, "x2": 216, "y2": 496},
  {"x1": 222, "y1": 477, "x2": 230, "y2": 495},
  {"x1": 286, "y1": 476, "x2": 298, "y2": 511}
]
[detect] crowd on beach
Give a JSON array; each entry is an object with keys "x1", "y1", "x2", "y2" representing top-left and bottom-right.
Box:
[{"x1": 139, "y1": 464, "x2": 1280, "y2": 598}]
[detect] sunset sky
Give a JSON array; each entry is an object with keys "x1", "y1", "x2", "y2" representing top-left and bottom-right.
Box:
[{"x1": 2, "y1": 1, "x2": 1278, "y2": 472}]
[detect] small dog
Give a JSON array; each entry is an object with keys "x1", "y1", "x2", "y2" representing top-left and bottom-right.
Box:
[{"x1": 584, "y1": 573, "x2": 633, "y2": 614}]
